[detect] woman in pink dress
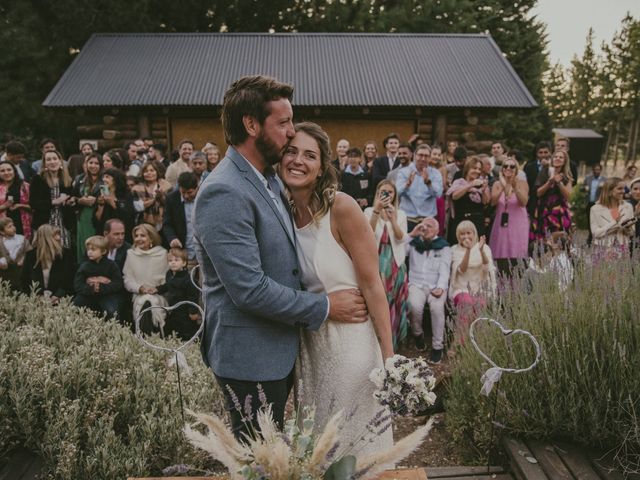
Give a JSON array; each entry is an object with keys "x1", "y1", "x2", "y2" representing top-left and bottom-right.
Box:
[{"x1": 489, "y1": 158, "x2": 529, "y2": 277}]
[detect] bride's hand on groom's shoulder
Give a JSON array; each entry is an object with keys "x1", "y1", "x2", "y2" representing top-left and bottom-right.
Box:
[{"x1": 327, "y1": 288, "x2": 368, "y2": 323}]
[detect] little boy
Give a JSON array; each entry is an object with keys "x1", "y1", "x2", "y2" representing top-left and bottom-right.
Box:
[
  {"x1": 73, "y1": 235, "x2": 124, "y2": 319},
  {"x1": 158, "y1": 247, "x2": 201, "y2": 341},
  {"x1": 340, "y1": 147, "x2": 370, "y2": 209},
  {"x1": 0, "y1": 218, "x2": 30, "y2": 290}
]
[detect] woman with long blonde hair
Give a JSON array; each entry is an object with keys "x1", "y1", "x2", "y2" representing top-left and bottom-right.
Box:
[
  {"x1": 280, "y1": 122, "x2": 393, "y2": 457},
  {"x1": 590, "y1": 177, "x2": 635, "y2": 249},
  {"x1": 21, "y1": 224, "x2": 75, "y2": 303},
  {"x1": 530, "y1": 149, "x2": 573, "y2": 242},
  {"x1": 29, "y1": 150, "x2": 75, "y2": 249}
]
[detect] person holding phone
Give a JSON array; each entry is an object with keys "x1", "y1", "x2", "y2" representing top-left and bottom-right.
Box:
[
  {"x1": 93, "y1": 168, "x2": 135, "y2": 243},
  {"x1": 446, "y1": 156, "x2": 490, "y2": 245},
  {"x1": 364, "y1": 180, "x2": 409, "y2": 350},
  {"x1": 590, "y1": 177, "x2": 635, "y2": 251},
  {"x1": 488, "y1": 158, "x2": 529, "y2": 277}
]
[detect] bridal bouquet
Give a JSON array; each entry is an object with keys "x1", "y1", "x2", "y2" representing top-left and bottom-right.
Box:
[
  {"x1": 370, "y1": 354, "x2": 437, "y2": 416},
  {"x1": 183, "y1": 388, "x2": 433, "y2": 480}
]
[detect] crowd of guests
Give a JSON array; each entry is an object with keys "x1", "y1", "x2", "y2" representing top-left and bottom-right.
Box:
[
  {"x1": 0, "y1": 133, "x2": 638, "y2": 363},
  {"x1": 0, "y1": 137, "x2": 212, "y2": 340},
  {"x1": 332, "y1": 134, "x2": 639, "y2": 363}
]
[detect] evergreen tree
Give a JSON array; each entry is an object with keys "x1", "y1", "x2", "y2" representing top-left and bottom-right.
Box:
[{"x1": 543, "y1": 62, "x2": 571, "y2": 127}]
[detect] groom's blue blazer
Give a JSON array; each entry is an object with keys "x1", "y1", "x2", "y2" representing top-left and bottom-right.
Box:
[{"x1": 193, "y1": 146, "x2": 328, "y2": 381}]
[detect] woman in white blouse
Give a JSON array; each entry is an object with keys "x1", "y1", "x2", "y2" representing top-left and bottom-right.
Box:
[
  {"x1": 364, "y1": 180, "x2": 409, "y2": 350},
  {"x1": 590, "y1": 177, "x2": 635, "y2": 251}
]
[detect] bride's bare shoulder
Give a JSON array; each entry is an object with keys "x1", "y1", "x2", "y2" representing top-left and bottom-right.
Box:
[{"x1": 332, "y1": 191, "x2": 361, "y2": 215}]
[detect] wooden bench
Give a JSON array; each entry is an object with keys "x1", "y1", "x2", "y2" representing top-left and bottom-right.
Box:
[{"x1": 503, "y1": 437, "x2": 639, "y2": 480}]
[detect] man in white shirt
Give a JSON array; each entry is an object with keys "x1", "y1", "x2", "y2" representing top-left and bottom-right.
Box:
[
  {"x1": 166, "y1": 140, "x2": 194, "y2": 187},
  {"x1": 405, "y1": 217, "x2": 451, "y2": 364}
]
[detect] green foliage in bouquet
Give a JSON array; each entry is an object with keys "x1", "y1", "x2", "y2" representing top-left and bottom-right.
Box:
[
  {"x1": 0, "y1": 285, "x2": 225, "y2": 479},
  {"x1": 445, "y1": 253, "x2": 640, "y2": 467}
]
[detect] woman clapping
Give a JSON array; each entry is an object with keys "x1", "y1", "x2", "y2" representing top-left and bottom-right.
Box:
[{"x1": 489, "y1": 159, "x2": 529, "y2": 277}]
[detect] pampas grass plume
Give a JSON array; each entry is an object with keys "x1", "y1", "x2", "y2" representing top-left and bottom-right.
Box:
[{"x1": 356, "y1": 417, "x2": 435, "y2": 479}]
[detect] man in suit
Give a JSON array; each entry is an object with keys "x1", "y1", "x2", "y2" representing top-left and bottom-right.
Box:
[
  {"x1": 554, "y1": 136, "x2": 578, "y2": 182},
  {"x1": 193, "y1": 75, "x2": 367, "y2": 437},
  {"x1": 371, "y1": 132, "x2": 401, "y2": 190},
  {"x1": 163, "y1": 171, "x2": 199, "y2": 265},
  {"x1": 524, "y1": 141, "x2": 552, "y2": 216},
  {"x1": 103, "y1": 218, "x2": 130, "y2": 272}
]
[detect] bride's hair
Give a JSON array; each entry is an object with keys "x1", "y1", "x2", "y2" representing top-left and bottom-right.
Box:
[{"x1": 290, "y1": 122, "x2": 338, "y2": 224}]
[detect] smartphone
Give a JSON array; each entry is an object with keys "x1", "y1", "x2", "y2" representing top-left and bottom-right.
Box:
[
  {"x1": 380, "y1": 191, "x2": 390, "y2": 199},
  {"x1": 100, "y1": 185, "x2": 110, "y2": 196},
  {"x1": 6, "y1": 195, "x2": 13, "y2": 203},
  {"x1": 500, "y1": 212, "x2": 509, "y2": 227}
]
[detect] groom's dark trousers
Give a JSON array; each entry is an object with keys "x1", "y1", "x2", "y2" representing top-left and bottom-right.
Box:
[{"x1": 215, "y1": 369, "x2": 295, "y2": 438}]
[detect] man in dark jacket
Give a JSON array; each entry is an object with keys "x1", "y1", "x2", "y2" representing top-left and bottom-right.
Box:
[
  {"x1": 103, "y1": 219, "x2": 130, "y2": 272},
  {"x1": 163, "y1": 172, "x2": 199, "y2": 263}
]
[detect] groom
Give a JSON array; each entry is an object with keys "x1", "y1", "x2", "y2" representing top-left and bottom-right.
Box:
[{"x1": 193, "y1": 75, "x2": 368, "y2": 437}]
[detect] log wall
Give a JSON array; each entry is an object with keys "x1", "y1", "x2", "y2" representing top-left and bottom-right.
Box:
[{"x1": 76, "y1": 113, "x2": 169, "y2": 152}]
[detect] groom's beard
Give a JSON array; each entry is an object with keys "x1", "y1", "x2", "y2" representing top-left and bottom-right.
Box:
[{"x1": 256, "y1": 131, "x2": 286, "y2": 166}]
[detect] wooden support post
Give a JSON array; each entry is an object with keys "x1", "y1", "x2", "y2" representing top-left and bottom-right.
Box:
[
  {"x1": 138, "y1": 114, "x2": 150, "y2": 139},
  {"x1": 435, "y1": 115, "x2": 447, "y2": 145}
]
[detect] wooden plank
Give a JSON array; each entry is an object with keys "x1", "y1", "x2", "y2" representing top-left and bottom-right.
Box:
[
  {"x1": 503, "y1": 437, "x2": 549, "y2": 480},
  {"x1": 16, "y1": 456, "x2": 43, "y2": 480},
  {"x1": 379, "y1": 468, "x2": 428, "y2": 480},
  {"x1": 527, "y1": 440, "x2": 573, "y2": 480},
  {"x1": 436, "y1": 475, "x2": 512, "y2": 480},
  {"x1": 553, "y1": 442, "x2": 601, "y2": 480},
  {"x1": 426, "y1": 466, "x2": 505, "y2": 477},
  {"x1": 0, "y1": 449, "x2": 37, "y2": 480}
]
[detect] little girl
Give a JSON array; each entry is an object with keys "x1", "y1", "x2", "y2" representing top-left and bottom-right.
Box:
[{"x1": 0, "y1": 218, "x2": 31, "y2": 290}]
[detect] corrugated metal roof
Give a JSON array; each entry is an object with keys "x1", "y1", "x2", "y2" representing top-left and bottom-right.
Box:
[
  {"x1": 43, "y1": 33, "x2": 537, "y2": 109},
  {"x1": 553, "y1": 128, "x2": 603, "y2": 139}
]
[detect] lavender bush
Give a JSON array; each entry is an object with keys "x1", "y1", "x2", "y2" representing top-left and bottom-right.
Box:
[
  {"x1": 446, "y1": 250, "x2": 640, "y2": 467},
  {"x1": 0, "y1": 285, "x2": 225, "y2": 479}
]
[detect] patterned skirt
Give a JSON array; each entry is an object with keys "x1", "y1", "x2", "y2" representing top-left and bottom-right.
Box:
[
  {"x1": 378, "y1": 226, "x2": 409, "y2": 350},
  {"x1": 530, "y1": 193, "x2": 572, "y2": 242}
]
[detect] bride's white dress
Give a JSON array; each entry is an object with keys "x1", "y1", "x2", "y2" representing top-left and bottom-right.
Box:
[{"x1": 295, "y1": 208, "x2": 393, "y2": 457}]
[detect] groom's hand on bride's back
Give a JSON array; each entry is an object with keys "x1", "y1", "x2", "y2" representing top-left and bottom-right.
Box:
[{"x1": 327, "y1": 289, "x2": 368, "y2": 323}]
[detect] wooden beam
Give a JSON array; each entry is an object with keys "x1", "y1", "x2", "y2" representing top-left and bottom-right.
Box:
[
  {"x1": 138, "y1": 114, "x2": 150, "y2": 138},
  {"x1": 526, "y1": 439, "x2": 573, "y2": 480},
  {"x1": 502, "y1": 437, "x2": 549, "y2": 480},
  {"x1": 425, "y1": 466, "x2": 505, "y2": 478},
  {"x1": 435, "y1": 115, "x2": 447, "y2": 145}
]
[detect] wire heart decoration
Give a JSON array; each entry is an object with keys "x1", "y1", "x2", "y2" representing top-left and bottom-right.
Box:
[
  {"x1": 469, "y1": 317, "x2": 541, "y2": 396},
  {"x1": 134, "y1": 265, "x2": 204, "y2": 420}
]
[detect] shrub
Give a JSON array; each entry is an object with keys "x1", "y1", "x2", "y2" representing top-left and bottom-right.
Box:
[
  {"x1": 445, "y1": 252, "x2": 640, "y2": 464},
  {"x1": 570, "y1": 185, "x2": 589, "y2": 230},
  {"x1": 0, "y1": 285, "x2": 225, "y2": 479}
]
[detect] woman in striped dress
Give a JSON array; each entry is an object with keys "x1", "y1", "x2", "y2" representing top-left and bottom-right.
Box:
[{"x1": 364, "y1": 180, "x2": 409, "y2": 350}]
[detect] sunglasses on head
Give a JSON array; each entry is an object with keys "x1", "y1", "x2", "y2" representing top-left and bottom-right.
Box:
[{"x1": 503, "y1": 164, "x2": 517, "y2": 170}]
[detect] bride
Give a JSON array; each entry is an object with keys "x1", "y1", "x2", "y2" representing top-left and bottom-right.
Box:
[{"x1": 279, "y1": 122, "x2": 394, "y2": 456}]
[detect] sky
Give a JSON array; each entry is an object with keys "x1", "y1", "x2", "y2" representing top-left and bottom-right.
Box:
[{"x1": 531, "y1": 0, "x2": 640, "y2": 66}]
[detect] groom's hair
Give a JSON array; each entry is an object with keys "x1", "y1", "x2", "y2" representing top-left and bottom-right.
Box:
[{"x1": 221, "y1": 75, "x2": 294, "y2": 146}]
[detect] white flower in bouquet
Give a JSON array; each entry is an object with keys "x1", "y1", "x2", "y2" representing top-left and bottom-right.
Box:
[{"x1": 370, "y1": 355, "x2": 437, "y2": 416}]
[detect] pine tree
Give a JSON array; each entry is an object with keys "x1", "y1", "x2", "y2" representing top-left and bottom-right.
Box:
[{"x1": 543, "y1": 62, "x2": 571, "y2": 127}]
